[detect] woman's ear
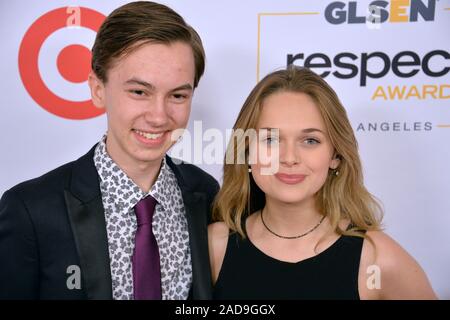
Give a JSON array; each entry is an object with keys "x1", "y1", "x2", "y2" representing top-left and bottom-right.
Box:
[
  {"x1": 330, "y1": 153, "x2": 341, "y2": 170},
  {"x1": 88, "y1": 71, "x2": 106, "y2": 109}
]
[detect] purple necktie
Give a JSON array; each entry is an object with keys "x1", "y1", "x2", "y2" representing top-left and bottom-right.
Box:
[{"x1": 132, "y1": 195, "x2": 162, "y2": 300}]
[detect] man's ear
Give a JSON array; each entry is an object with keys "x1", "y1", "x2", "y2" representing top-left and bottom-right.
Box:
[
  {"x1": 330, "y1": 154, "x2": 341, "y2": 170},
  {"x1": 88, "y1": 71, "x2": 106, "y2": 109}
]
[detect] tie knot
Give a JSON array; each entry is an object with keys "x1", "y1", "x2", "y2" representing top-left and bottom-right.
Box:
[{"x1": 134, "y1": 195, "x2": 157, "y2": 226}]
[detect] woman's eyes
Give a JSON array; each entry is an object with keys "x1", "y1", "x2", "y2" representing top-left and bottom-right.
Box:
[
  {"x1": 260, "y1": 137, "x2": 320, "y2": 145},
  {"x1": 263, "y1": 136, "x2": 279, "y2": 145},
  {"x1": 304, "y1": 138, "x2": 320, "y2": 145}
]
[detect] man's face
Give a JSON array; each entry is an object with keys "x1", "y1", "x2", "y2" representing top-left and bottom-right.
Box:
[{"x1": 89, "y1": 41, "x2": 195, "y2": 171}]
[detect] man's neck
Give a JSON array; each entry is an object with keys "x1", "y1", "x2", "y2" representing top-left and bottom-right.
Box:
[
  {"x1": 104, "y1": 139, "x2": 164, "y2": 193},
  {"x1": 120, "y1": 159, "x2": 163, "y2": 193}
]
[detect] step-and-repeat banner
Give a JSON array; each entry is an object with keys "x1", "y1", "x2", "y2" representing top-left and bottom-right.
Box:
[{"x1": 1, "y1": 0, "x2": 449, "y2": 298}]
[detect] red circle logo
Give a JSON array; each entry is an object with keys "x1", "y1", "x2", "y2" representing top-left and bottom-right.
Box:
[{"x1": 18, "y1": 7, "x2": 106, "y2": 120}]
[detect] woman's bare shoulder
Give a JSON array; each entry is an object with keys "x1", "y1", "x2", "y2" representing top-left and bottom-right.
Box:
[{"x1": 358, "y1": 230, "x2": 437, "y2": 299}]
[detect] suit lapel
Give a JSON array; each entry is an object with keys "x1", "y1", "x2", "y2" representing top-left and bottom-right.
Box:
[
  {"x1": 167, "y1": 156, "x2": 213, "y2": 299},
  {"x1": 166, "y1": 156, "x2": 212, "y2": 300},
  {"x1": 65, "y1": 146, "x2": 112, "y2": 299},
  {"x1": 182, "y1": 190, "x2": 212, "y2": 299}
]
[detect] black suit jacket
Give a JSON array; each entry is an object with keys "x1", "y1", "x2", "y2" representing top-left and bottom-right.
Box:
[{"x1": 0, "y1": 146, "x2": 219, "y2": 300}]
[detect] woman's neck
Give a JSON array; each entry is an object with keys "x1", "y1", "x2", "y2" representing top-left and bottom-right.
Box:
[{"x1": 262, "y1": 197, "x2": 324, "y2": 236}]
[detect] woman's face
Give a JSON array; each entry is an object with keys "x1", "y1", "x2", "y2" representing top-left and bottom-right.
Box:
[{"x1": 250, "y1": 91, "x2": 340, "y2": 206}]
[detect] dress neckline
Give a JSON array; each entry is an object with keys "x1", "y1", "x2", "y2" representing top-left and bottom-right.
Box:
[{"x1": 243, "y1": 215, "x2": 345, "y2": 265}]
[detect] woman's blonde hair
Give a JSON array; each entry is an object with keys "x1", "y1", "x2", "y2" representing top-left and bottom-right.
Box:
[{"x1": 213, "y1": 66, "x2": 383, "y2": 238}]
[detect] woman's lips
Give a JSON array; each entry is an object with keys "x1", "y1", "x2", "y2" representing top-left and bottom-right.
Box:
[{"x1": 274, "y1": 173, "x2": 306, "y2": 185}]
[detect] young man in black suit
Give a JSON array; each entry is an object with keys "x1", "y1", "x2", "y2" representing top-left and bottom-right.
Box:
[{"x1": 0, "y1": 1, "x2": 218, "y2": 300}]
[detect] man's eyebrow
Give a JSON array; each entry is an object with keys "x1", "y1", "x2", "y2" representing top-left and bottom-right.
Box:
[
  {"x1": 123, "y1": 78, "x2": 193, "y2": 92},
  {"x1": 124, "y1": 78, "x2": 154, "y2": 89},
  {"x1": 171, "y1": 83, "x2": 193, "y2": 92}
]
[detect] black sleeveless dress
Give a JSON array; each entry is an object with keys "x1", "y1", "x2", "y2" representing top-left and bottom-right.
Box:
[{"x1": 213, "y1": 226, "x2": 365, "y2": 300}]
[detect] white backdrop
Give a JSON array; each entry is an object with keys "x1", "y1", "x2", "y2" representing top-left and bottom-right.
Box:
[{"x1": 1, "y1": 0, "x2": 449, "y2": 298}]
